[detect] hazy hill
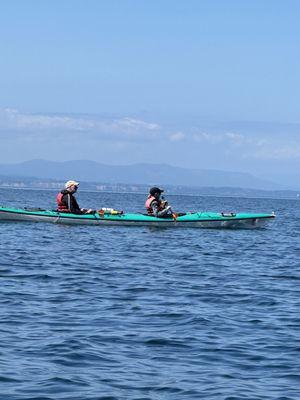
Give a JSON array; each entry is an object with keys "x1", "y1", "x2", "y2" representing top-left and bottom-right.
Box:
[{"x1": 0, "y1": 159, "x2": 285, "y2": 190}]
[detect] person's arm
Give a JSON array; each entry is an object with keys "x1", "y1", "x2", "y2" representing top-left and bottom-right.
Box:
[
  {"x1": 151, "y1": 200, "x2": 171, "y2": 217},
  {"x1": 70, "y1": 194, "x2": 95, "y2": 214},
  {"x1": 69, "y1": 194, "x2": 83, "y2": 214}
]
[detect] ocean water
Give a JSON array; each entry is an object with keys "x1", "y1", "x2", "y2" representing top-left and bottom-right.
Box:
[{"x1": 0, "y1": 188, "x2": 299, "y2": 400}]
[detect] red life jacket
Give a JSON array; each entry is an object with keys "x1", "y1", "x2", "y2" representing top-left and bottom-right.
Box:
[
  {"x1": 56, "y1": 192, "x2": 70, "y2": 212},
  {"x1": 145, "y1": 195, "x2": 164, "y2": 215}
]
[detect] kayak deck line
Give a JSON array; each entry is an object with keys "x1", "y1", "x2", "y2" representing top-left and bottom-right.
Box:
[{"x1": 0, "y1": 206, "x2": 275, "y2": 228}]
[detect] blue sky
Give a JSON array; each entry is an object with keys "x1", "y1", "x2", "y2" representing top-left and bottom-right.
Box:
[{"x1": 1, "y1": 0, "x2": 300, "y2": 184}]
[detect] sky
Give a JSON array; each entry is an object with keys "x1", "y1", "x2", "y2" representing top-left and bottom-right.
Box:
[{"x1": 1, "y1": 0, "x2": 300, "y2": 185}]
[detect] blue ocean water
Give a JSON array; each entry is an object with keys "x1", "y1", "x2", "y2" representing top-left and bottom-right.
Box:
[{"x1": 0, "y1": 188, "x2": 299, "y2": 400}]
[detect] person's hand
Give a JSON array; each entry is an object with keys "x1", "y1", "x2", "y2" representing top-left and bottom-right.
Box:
[{"x1": 81, "y1": 208, "x2": 95, "y2": 214}]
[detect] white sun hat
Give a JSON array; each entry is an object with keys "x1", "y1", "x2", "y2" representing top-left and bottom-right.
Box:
[{"x1": 65, "y1": 180, "x2": 80, "y2": 188}]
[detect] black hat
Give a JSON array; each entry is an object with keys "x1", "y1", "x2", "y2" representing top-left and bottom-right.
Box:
[{"x1": 150, "y1": 187, "x2": 164, "y2": 196}]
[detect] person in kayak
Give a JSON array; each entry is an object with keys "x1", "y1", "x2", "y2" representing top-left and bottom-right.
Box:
[
  {"x1": 145, "y1": 187, "x2": 173, "y2": 217},
  {"x1": 56, "y1": 180, "x2": 94, "y2": 214}
]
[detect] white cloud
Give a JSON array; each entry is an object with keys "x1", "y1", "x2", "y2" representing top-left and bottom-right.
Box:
[
  {"x1": 0, "y1": 108, "x2": 84, "y2": 131},
  {"x1": 192, "y1": 130, "x2": 272, "y2": 150},
  {"x1": 2, "y1": 108, "x2": 300, "y2": 162},
  {"x1": 169, "y1": 131, "x2": 185, "y2": 141},
  {"x1": 0, "y1": 108, "x2": 161, "y2": 142},
  {"x1": 192, "y1": 131, "x2": 248, "y2": 145},
  {"x1": 224, "y1": 132, "x2": 245, "y2": 145},
  {"x1": 115, "y1": 117, "x2": 159, "y2": 131},
  {"x1": 190, "y1": 129, "x2": 300, "y2": 160},
  {"x1": 192, "y1": 132, "x2": 223, "y2": 144},
  {"x1": 250, "y1": 144, "x2": 300, "y2": 160}
]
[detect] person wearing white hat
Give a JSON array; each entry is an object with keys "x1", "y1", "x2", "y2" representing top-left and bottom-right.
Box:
[{"x1": 56, "y1": 180, "x2": 94, "y2": 214}]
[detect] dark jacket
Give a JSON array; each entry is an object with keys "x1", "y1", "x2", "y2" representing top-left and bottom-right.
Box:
[{"x1": 57, "y1": 190, "x2": 82, "y2": 214}]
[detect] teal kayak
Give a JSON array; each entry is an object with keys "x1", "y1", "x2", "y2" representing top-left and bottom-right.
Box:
[{"x1": 0, "y1": 206, "x2": 275, "y2": 228}]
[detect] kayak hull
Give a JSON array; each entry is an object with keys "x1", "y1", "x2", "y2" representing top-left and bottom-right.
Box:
[{"x1": 0, "y1": 207, "x2": 275, "y2": 229}]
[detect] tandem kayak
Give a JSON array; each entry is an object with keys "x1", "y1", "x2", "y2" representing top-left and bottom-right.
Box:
[{"x1": 0, "y1": 206, "x2": 275, "y2": 228}]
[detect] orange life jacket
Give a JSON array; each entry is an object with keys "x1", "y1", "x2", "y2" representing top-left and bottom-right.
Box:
[
  {"x1": 56, "y1": 192, "x2": 70, "y2": 212},
  {"x1": 145, "y1": 195, "x2": 164, "y2": 215}
]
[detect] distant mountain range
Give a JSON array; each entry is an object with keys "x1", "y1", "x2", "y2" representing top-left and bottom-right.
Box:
[{"x1": 0, "y1": 159, "x2": 288, "y2": 191}]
